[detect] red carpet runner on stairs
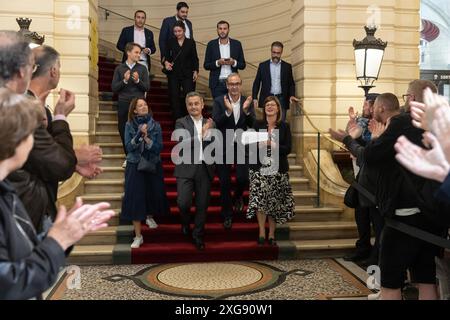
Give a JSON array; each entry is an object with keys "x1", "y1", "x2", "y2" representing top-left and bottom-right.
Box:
[{"x1": 98, "y1": 57, "x2": 278, "y2": 264}]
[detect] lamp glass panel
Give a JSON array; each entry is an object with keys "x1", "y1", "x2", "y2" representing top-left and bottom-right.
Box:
[
  {"x1": 365, "y1": 49, "x2": 384, "y2": 78},
  {"x1": 354, "y1": 49, "x2": 366, "y2": 78}
]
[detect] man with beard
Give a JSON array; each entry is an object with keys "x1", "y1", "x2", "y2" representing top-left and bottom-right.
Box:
[
  {"x1": 204, "y1": 20, "x2": 246, "y2": 98},
  {"x1": 252, "y1": 42, "x2": 298, "y2": 122}
]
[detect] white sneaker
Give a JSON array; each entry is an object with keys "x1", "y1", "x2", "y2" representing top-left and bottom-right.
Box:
[
  {"x1": 368, "y1": 291, "x2": 381, "y2": 300},
  {"x1": 146, "y1": 217, "x2": 158, "y2": 229},
  {"x1": 130, "y1": 236, "x2": 143, "y2": 248},
  {"x1": 122, "y1": 160, "x2": 127, "y2": 168}
]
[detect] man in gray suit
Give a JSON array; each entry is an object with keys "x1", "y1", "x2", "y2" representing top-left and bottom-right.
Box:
[{"x1": 173, "y1": 92, "x2": 215, "y2": 250}]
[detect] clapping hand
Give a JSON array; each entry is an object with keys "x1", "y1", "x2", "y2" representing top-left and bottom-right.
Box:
[
  {"x1": 347, "y1": 121, "x2": 363, "y2": 139},
  {"x1": 395, "y1": 133, "x2": 450, "y2": 183},
  {"x1": 348, "y1": 106, "x2": 359, "y2": 121},
  {"x1": 124, "y1": 70, "x2": 131, "y2": 82},
  {"x1": 224, "y1": 96, "x2": 233, "y2": 114},
  {"x1": 202, "y1": 118, "x2": 214, "y2": 139},
  {"x1": 54, "y1": 89, "x2": 76, "y2": 117},
  {"x1": 368, "y1": 119, "x2": 386, "y2": 139},
  {"x1": 47, "y1": 198, "x2": 115, "y2": 251},
  {"x1": 132, "y1": 71, "x2": 140, "y2": 83},
  {"x1": 329, "y1": 128, "x2": 348, "y2": 143},
  {"x1": 243, "y1": 96, "x2": 253, "y2": 114}
]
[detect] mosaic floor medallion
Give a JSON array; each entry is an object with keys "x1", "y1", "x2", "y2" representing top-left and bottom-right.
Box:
[{"x1": 104, "y1": 261, "x2": 313, "y2": 299}]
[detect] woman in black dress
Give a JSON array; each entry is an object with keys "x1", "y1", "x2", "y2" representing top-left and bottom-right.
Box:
[
  {"x1": 162, "y1": 20, "x2": 199, "y2": 120},
  {"x1": 246, "y1": 96, "x2": 295, "y2": 245}
]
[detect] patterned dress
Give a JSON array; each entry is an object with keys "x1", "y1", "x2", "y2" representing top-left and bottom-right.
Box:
[{"x1": 246, "y1": 128, "x2": 295, "y2": 224}]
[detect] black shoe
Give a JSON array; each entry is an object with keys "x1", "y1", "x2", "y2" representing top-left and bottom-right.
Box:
[
  {"x1": 193, "y1": 238, "x2": 205, "y2": 251},
  {"x1": 223, "y1": 218, "x2": 233, "y2": 230},
  {"x1": 343, "y1": 251, "x2": 371, "y2": 262},
  {"x1": 233, "y1": 197, "x2": 244, "y2": 214},
  {"x1": 181, "y1": 225, "x2": 191, "y2": 237},
  {"x1": 268, "y1": 238, "x2": 277, "y2": 246},
  {"x1": 360, "y1": 255, "x2": 379, "y2": 268},
  {"x1": 257, "y1": 237, "x2": 265, "y2": 245}
]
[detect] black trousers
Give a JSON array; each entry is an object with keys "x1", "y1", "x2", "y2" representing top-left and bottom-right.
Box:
[
  {"x1": 355, "y1": 206, "x2": 384, "y2": 259},
  {"x1": 211, "y1": 80, "x2": 228, "y2": 99},
  {"x1": 117, "y1": 99, "x2": 131, "y2": 155},
  {"x1": 217, "y1": 162, "x2": 249, "y2": 220},
  {"x1": 176, "y1": 164, "x2": 212, "y2": 239},
  {"x1": 167, "y1": 75, "x2": 194, "y2": 121}
]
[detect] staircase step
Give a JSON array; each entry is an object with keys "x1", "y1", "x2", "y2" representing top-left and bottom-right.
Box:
[
  {"x1": 292, "y1": 206, "x2": 344, "y2": 222},
  {"x1": 76, "y1": 227, "x2": 117, "y2": 246},
  {"x1": 287, "y1": 221, "x2": 358, "y2": 241},
  {"x1": 130, "y1": 241, "x2": 278, "y2": 264},
  {"x1": 288, "y1": 154, "x2": 297, "y2": 166},
  {"x1": 292, "y1": 239, "x2": 356, "y2": 259},
  {"x1": 66, "y1": 245, "x2": 115, "y2": 265}
]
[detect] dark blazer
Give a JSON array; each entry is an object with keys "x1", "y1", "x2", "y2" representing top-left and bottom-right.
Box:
[
  {"x1": 249, "y1": 120, "x2": 292, "y2": 174},
  {"x1": 8, "y1": 121, "x2": 77, "y2": 230},
  {"x1": 252, "y1": 60, "x2": 296, "y2": 109},
  {"x1": 204, "y1": 38, "x2": 246, "y2": 89},
  {"x1": 159, "y1": 16, "x2": 194, "y2": 59},
  {"x1": 0, "y1": 179, "x2": 66, "y2": 300},
  {"x1": 162, "y1": 38, "x2": 199, "y2": 79},
  {"x1": 116, "y1": 26, "x2": 156, "y2": 66},
  {"x1": 173, "y1": 116, "x2": 215, "y2": 180},
  {"x1": 212, "y1": 95, "x2": 256, "y2": 135}
]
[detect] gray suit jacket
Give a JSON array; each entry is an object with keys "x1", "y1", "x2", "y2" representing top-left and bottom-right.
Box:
[{"x1": 173, "y1": 116, "x2": 216, "y2": 180}]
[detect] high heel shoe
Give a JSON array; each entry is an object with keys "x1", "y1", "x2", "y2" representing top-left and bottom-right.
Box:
[
  {"x1": 257, "y1": 237, "x2": 265, "y2": 245},
  {"x1": 268, "y1": 238, "x2": 277, "y2": 246}
]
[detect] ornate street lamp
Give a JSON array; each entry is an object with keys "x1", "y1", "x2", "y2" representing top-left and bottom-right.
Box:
[
  {"x1": 353, "y1": 26, "x2": 387, "y2": 97},
  {"x1": 16, "y1": 18, "x2": 45, "y2": 48}
]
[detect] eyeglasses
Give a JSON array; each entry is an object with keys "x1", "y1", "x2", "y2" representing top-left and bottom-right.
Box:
[
  {"x1": 402, "y1": 94, "x2": 413, "y2": 102},
  {"x1": 32, "y1": 64, "x2": 40, "y2": 74},
  {"x1": 227, "y1": 82, "x2": 242, "y2": 87}
]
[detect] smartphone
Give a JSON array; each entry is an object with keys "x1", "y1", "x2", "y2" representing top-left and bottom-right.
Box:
[{"x1": 224, "y1": 58, "x2": 230, "y2": 61}]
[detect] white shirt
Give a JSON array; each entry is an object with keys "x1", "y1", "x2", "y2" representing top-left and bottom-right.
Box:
[
  {"x1": 190, "y1": 116, "x2": 204, "y2": 162},
  {"x1": 270, "y1": 59, "x2": 282, "y2": 94},
  {"x1": 176, "y1": 16, "x2": 191, "y2": 39},
  {"x1": 134, "y1": 27, "x2": 147, "y2": 61},
  {"x1": 217, "y1": 39, "x2": 238, "y2": 80},
  {"x1": 225, "y1": 95, "x2": 241, "y2": 125}
]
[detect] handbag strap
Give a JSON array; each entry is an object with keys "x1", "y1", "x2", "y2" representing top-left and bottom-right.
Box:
[{"x1": 351, "y1": 181, "x2": 376, "y2": 205}]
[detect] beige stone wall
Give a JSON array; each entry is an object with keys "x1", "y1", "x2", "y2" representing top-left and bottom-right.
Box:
[
  {"x1": 98, "y1": 0, "x2": 293, "y2": 94},
  {"x1": 291, "y1": 0, "x2": 421, "y2": 155},
  {"x1": 0, "y1": 0, "x2": 99, "y2": 140}
]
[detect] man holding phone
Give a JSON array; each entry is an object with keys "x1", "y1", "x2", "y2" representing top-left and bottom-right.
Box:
[
  {"x1": 112, "y1": 42, "x2": 150, "y2": 161},
  {"x1": 204, "y1": 20, "x2": 246, "y2": 98}
]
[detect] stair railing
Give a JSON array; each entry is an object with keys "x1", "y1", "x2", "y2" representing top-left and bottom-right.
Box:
[{"x1": 291, "y1": 99, "x2": 349, "y2": 207}]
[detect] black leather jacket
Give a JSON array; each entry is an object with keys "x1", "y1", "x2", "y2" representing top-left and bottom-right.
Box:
[{"x1": 0, "y1": 180, "x2": 65, "y2": 300}]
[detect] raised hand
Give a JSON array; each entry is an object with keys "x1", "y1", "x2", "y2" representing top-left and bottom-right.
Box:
[
  {"x1": 124, "y1": 70, "x2": 131, "y2": 82},
  {"x1": 202, "y1": 118, "x2": 214, "y2": 139},
  {"x1": 368, "y1": 119, "x2": 386, "y2": 139},
  {"x1": 47, "y1": 202, "x2": 115, "y2": 250},
  {"x1": 395, "y1": 133, "x2": 450, "y2": 183},
  {"x1": 243, "y1": 96, "x2": 253, "y2": 114},
  {"x1": 431, "y1": 106, "x2": 450, "y2": 163},
  {"x1": 75, "y1": 145, "x2": 102, "y2": 166},
  {"x1": 224, "y1": 95, "x2": 233, "y2": 114},
  {"x1": 76, "y1": 163, "x2": 103, "y2": 179},
  {"x1": 54, "y1": 89, "x2": 75, "y2": 117},
  {"x1": 329, "y1": 128, "x2": 348, "y2": 143},
  {"x1": 347, "y1": 121, "x2": 363, "y2": 140},
  {"x1": 132, "y1": 71, "x2": 140, "y2": 83},
  {"x1": 348, "y1": 106, "x2": 359, "y2": 121}
]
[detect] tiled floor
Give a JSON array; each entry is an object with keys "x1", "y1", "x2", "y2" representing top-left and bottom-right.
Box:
[{"x1": 48, "y1": 259, "x2": 374, "y2": 300}]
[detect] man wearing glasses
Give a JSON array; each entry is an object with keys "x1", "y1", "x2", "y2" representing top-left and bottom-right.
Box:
[{"x1": 212, "y1": 73, "x2": 255, "y2": 230}]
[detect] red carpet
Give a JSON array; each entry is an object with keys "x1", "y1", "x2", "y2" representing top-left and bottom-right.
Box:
[{"x1": 98, "y1": 56, "x2": 279, "y2": 263}]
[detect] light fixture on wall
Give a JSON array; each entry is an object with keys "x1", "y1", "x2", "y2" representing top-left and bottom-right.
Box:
[
  {"x1": 16, "y1": 18, "x2": 45, "y2": 48},
  {"x1": 353, "y1": 26, "x2": 387, "y2": 97}
]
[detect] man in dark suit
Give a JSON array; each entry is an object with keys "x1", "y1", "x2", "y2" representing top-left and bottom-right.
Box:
[
  {"x1": 159, "y1": 2, "x2": 194, "y2": 60},
  {"x1": 173, "y1": 92, "x2": 215, "y2": 251},
  {"x1": 204, "y1": 21, "x2": 246, "y2": 98},
  {"x1": 252, "y1": 41, "x2": 298, "y2": 122},
  {"x1": 212, "y1": 73, "x2": 255, "y2": 229},
  {"x1": 116, "y1": 10, "x2": 156, "y2": 73}
]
